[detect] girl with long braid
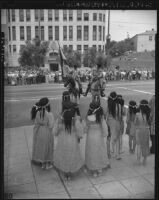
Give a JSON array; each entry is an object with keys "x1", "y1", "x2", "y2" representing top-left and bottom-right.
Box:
[
  {"x1": 31, "y1": 97, "x2": 54, "y2": 170},
  {"x1": 134, "y1": 99, "x2": 151, "y2": 165}
]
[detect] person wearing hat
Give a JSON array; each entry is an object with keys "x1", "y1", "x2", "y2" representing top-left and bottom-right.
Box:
[
  {"x1": 83, "y1": 64, "x2": 106, "y2": 97},
  {"x1": 149, "y1": 95, "x2": 155, "y2": 154},
  {"x1": 126, "y1": 100, "x2": 138, "y2": 154},
  {"x1": 72, "y1": 65, "x2": 84, "y2": 95},
  {"x1": 31, "y1": 97, "x2": 54, "y2": 170},
  {"x1": 53, "y1": 91, "x2": 84, "y2": 180},
  {"x1": 105, "y1": 91, "x2": 122, "y2": 160},
  {"x1": 85, "y1": 100, "x2": 110, "y2": 177},
  {"x1": 134, "y1": 99, "x2": 151, "y2": 165}
]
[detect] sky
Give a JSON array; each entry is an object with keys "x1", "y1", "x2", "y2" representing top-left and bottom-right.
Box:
[{"x1": 106, "y1": 10, "x2": 157, "y2": 41}]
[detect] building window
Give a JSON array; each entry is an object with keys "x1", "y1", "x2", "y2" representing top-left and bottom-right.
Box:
[
  {"x1": 41, "y1": 26, "x2": 44, "y2": 40},
  {"x1": 20, "y1": 45, "x2": 25, "y2": 52},
  {"x1": 69, "y1": 26, "x2": 73, "y2": 41},
  {"x1": 8, "y1": 9, "x2": 10, "y2": 22},
  {"x1": 12, "y1": 9, "x2": 15, "y2": 22},
  {"x1": 77, "y1": 26, "x2": 82, "y2": 41},
  {"x1": 20, "y1": 26, "x2": 24, "y2": 40},
  {"x1": 93, "y1": 26, "x2": 97, "y2": 41},
  {"x1": 63, "y1": 45, "x2": 67, "y2": 51},
  {"x1": 13, "y1": 45, "x2": 16, "y2": 53},
  {"x1": 48, "y1": 26, "x2": 53, "y2": 40},
  {"x1": 77, "y1": 45, "x2": 81, "y2": 52},
  {"x1": 40, "y1": 10, "x2": 44, "y2": 21},
  {"x1": 99, "y1": 13, "x2": 102, "y2": 21},
  {"x1": 9, "y1": 45, "x2": 11, "y2": 53},
  {"x1": 69, "y1": 45, "x2": 73, "y2": 51},
  {"x1": 103, "y1": 26, "x2": 105, "y2": 41},
  {"x1": 84, "y1": 45, "x2": 88, "y2": 52},
  {"x1": 12, "y1": 26, "x2": 16, "y2": 41},
  {"x1": 98, "y1": 45, "x2": 101, "y2": 52},
  {"x1": 103, "y1": 45, "x2": 105, "y2": 51},
  {"x1": 77, "y1": 10, "x2": 82, "y2": 21},
  {"x1": 55, "y1": 26, "x2": 59, "y2": 40},
  {"x1": 149, "y1": 36, "x2": 152, "y2": 41},
  {"x1": 26, "y1": 9, "x2": 31, "y2": 21},
  {"x1": 48, "y1": 9, "x2": 52, "y2": 21},
  {"x1": 8, "y1": 27, "x2": 11, "y2": 41},
  {"x1": 93, "y1": 13, "x2": 97, "y2": 21},
  {"x1": 26, "y1": 26, "x2": 31, "y2": 41},
  {"x1": 92, "y1": 45, "x2": 96, "y2": 50},
  {"x1": 99, "y1": 26, "x2": 102, "y2": 41},
  {"x1": 84, "y1": 26, "x2": 89, "y2": 41},
  {"x1": 63, "y1": 10, "x2": 67, "y2": 21},
  {"x1": 19, "y1": 9, "x2": 24, "y2": 22},
  {"x1": 63, "y1": 26, "x2": 67, "y2": 41},
  {"x1": 103, "y1": 14, "x2": 105, "y2": 22},
  {"x1": 69, "y1": 10, "x2": 73, "y2": 21},
  {"x1": 55, "y1": 10, "x2": 59, "y2": 21},
  {"x1": 35, "y1": 10, "x2": 39, "y2": 21},
  {"x1": 35, "y1": 26, "x2": 39, "y2": 38},
  {"x1": 84, "y1": 13, "x2": 89, "y2": 21}
]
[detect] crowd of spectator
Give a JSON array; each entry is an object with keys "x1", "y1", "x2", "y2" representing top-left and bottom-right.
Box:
[{"x1": 4, "y1": 67, "x2": 155, "y2": 86}]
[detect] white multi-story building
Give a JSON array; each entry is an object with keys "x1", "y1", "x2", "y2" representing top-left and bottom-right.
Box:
[
  {"x1": 2, "y1": 9, "x2": 107, "y2": 69},
  {"x1": 131, "y1": 29, "x2": 156, "y2": 52}
]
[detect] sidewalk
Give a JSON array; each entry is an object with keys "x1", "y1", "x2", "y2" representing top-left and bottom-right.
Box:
[{"x1": 4, "y1": 125, "x2": 154, "y2": 199}]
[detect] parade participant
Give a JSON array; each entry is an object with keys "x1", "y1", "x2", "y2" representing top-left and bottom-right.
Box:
[
  {"x1": 116, "y1": 94, "x2": 125, "y2": 154},
  {"x1": 53, "y1": 92, "x2": 84, "y2": 180},
  {"x1": 72, "y1": 65, "x2": 84, "y2": 94},
  {"x1": 105, "y1": 91, "x2": 121, "y2": 160},
  {"x1": 134, "y1": 99, "x2": 150, "y2": 165},
  {"x1": 83, "y1": 64, "x2": 106, "y2": 97},
  {"x1": 85, "y1": 100, "x2": 110, "y2": 177},
  {"x1": 31, "y1": 97, "x2": 54, "y2": 170},
  {"x1": 149, "y1": 95, "x2": 155, "y2": 154},
  {"x1": 126, "y1": 100, "x2": 138, "y2": 154}
]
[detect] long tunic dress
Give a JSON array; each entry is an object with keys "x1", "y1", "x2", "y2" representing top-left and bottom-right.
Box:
[
  {"x1": 134, "y1": 113, "x2": 150, "y2": 157},
  {"x1": 85, "y1": 116, "x2": 109, "y2": 171},
  {"x1": 126, "y1": 112, "x2": 136, "y2": 137},
  {"x1": 53, "y1": 116, "x2": 84, "y2": 173},
  {"x1": 32, "y1": 111, "x2": 54, "y2": 163}
]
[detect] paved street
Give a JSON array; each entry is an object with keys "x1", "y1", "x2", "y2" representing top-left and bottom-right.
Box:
[
  {"x1": 4, "y1": 79, "x2": 155, "y2": 199},
  {"x1": 4, "y1": 80, "x2": 155, "y2": 128}
]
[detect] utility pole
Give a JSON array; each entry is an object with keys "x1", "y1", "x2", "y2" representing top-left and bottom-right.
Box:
[
  {"x1": 105, "y1": 10, "x2": 111, "y2": 70},
  {"x1": 106, "y1": 10, "x2": 111, "y2": 55},
  {"x1": 38, "y1": 9, "x2": 41, "y2": 40}
]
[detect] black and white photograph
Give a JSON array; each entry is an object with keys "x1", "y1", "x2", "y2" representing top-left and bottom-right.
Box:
[{"x1": 2, "y1": 6, "x2": 156, "y2": 199}]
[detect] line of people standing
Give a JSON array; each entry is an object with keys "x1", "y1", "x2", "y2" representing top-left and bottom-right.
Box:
[{"x1": 30, "y1": 92, "x2": 155, "y2": 180}]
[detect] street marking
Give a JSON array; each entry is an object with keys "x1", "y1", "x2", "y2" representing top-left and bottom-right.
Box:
[{"x1": 116, "y1": 86, "x2": 154, "y2": 95}]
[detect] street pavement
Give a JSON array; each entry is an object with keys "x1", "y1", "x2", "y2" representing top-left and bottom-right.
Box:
[{"x1": 4, "y1": 123, "x2": 154, "y2": 199}]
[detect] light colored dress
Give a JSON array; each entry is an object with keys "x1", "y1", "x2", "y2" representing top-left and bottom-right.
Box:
[
  {"x1": 126, "y1": 112, "x2": 136, "y2": 137},
  {"x1": 85, "y1": 116, "x2": 109, "y2": 171},
  {"x1": 134, "y1": 113, "x2": 150, "y2": 157},
  {"x1": 106, "y1": 113, "x2": 120, "y2": 143},
  {"x1": 53, "y1": 116, "x2": 84, "y2": 173},
  {"x1": 32, "y1": 111, "x2": 54, "y2": 163}
]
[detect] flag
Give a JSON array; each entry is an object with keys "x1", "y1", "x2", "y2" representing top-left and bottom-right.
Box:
[{"x1": 58, "y1": 42, "x2": 71, "y2": 78}]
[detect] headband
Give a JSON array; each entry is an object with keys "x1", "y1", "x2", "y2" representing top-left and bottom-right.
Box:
[
  {"x1": 129, "y1": 104, "x2": 137, "y2": 108},
  {"x1": 109, "y1": 95, "x2": 117, "y2": 100},
  {"x1": 33, "y1": 101, "x2": 50, "y2": 110},
  {"x1": 140, "y1": 103, "x2": 149, "y2": 106}
]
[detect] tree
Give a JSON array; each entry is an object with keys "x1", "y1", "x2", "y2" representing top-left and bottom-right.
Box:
[
  {"x1": 108, "y1": 38, "x2": 135, "y2": 57},
  {"x1": 18, "y1": 37, "x2": 49, "y2": 68},
  {"x1": 83, "y1": 47, "x2": 97, "y2": 68},
  {"x1": 63, "y1": 48, "x2": 82, "y2": 68}
]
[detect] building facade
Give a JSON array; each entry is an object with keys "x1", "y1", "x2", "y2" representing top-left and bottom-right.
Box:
[
  {"x1": 131, "y1": 29, "x2": 156, "y2": 52},
  {"x1": 3, "y1": 9, "x2": 107, "y2": 69}
]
